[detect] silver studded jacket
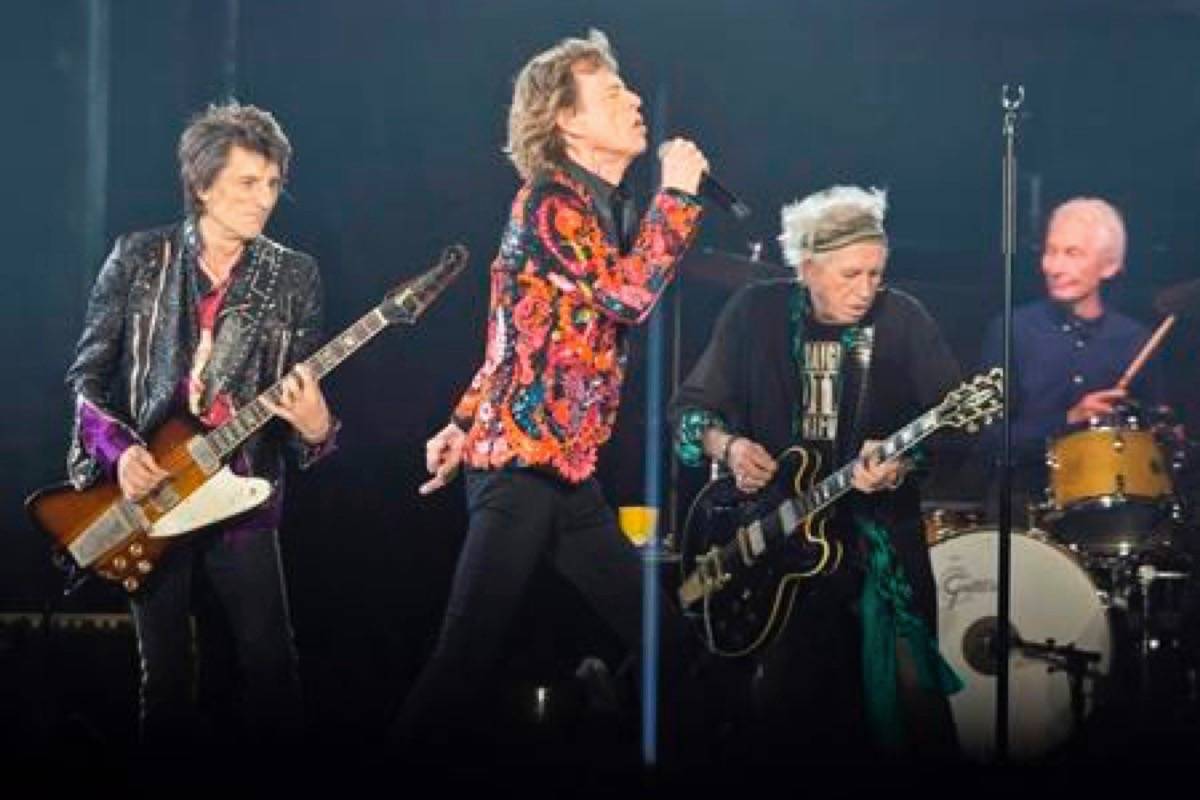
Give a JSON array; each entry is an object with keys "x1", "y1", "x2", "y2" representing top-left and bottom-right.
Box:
[{"x1": 65, "y1": 219, "x2": 334, "y2": 492}]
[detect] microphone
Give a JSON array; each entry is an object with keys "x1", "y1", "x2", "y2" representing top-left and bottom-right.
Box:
[{"x1": 658, "y1": 142, "x2": 751, "y2": 220}]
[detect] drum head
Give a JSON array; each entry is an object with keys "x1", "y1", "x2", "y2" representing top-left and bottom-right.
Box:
[{"x1": 931, "y1": 528, "x2": 1112, "y2": 761}]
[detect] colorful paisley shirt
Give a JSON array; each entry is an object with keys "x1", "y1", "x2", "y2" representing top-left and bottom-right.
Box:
[{"x1": 451, "y1": 166, "x2": 703, "y2": 483}]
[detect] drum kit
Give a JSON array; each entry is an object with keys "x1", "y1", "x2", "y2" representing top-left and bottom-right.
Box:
[
  {"x1": 927, "y1": 405, "x2": 1200, "y2": 761},
  {"x1": 923, "y1": 277, "x2": 1200, "y2": 761},
  {"x1": 926, "y1": 371, "x2": 1200, "y2": 767}
]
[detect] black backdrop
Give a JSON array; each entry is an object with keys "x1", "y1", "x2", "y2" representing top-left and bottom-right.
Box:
[{"x1": 5, "y1": 0, "x2": 1200, "y2": 744}]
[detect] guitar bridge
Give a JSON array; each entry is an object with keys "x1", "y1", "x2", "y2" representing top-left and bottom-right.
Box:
[{"x1": 678, "y1": 546, "x2": 730, "y2": 608}]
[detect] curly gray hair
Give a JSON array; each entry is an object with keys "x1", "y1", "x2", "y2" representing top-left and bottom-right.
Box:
[{"x1": 779, "y1": 185, "x2": 888, "y2": 268}]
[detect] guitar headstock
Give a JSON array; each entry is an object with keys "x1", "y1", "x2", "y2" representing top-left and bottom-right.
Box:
[
  {"x1": 937, "y1": 368, "x2": 1004, "y2": 433},
  {"x1": 380, "y1": 243, "x2": 470, "y2": 325}
]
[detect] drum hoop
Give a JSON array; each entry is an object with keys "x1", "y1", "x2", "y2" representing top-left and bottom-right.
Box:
[
  {"x1": 1045, "y1": 491, "x2": 1173, "y2": 511},
  {"x1": 1055, "y1": 422, "x2": 1152, "y2": 438},
  {"x1": 930, "y1": 525, "x2": 1102, "y2": 586}
]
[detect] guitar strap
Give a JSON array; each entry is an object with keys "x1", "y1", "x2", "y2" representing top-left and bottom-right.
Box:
[
  {"x1": 789, "y1": 284, "x2": 876, "y2": 465},
  {"x1": 839, "y1": 325, "x2": 876, "y2": 465}
]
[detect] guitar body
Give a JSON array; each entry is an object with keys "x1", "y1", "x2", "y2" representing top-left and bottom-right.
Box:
[
  {"x1": 673, "y1": 370, "x2": 1005, "y2": 658},
  {"x1": 26, "y1": 415, "x2": 271, "y2": 593},
  {"x1": 28, "y1": 243, "x2": 472, "y2": 594},
  {"x1": 677, "y1": 446, "x2": 844, "y2": 658}
]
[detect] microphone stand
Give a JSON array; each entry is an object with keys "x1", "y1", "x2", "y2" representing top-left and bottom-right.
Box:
[
  {"x1": 995, "y1": 83, "x2": 1025, "y2": 764},
  {"x1": 1015, "y1": 636, "x2": 1104, "y2": 735}
]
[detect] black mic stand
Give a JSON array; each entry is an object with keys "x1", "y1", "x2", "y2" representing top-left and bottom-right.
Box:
[
  {"x1": 995, "y1": 83, "x2": 1025, "y2": 765},
  {"x1": 1016, "y1": 635, "x2": 1104, "y2": 736}
]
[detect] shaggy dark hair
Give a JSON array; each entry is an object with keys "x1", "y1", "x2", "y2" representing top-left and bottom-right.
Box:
[{"x1": 178, "y1": 101, "x2": 291, "y2": 214}]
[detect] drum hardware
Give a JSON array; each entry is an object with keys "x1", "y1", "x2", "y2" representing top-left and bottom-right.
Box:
[
  {"x1": 921, "y1": 500, "x2": 985, "y2": 546},
  {"x1": 1133, "y1": 564, "x2": 1191, "y2": 691},
  {"x1": 1014, "y1": 635, "x2": 1105, "y2": 736}
]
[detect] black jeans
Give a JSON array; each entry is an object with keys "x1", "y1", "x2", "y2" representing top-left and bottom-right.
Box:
[
  {"x1": 750, "y1": 552, "x2": 958, "y2": 764},
  {"x1": 129, "y1": 526, "x2": 302, "y2": 746},
  {"x1": 395, "y1": 467, "x2": 693, "y2": 754}
]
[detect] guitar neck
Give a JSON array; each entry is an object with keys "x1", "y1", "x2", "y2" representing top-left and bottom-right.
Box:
[
  {"x1": 204, "y1": 307, "x2": 389, "y2": 460},
  {"x1": 789, "y1": 407, "x2": 944, "y2": 520}
]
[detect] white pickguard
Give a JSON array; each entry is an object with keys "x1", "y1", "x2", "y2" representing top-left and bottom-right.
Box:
[{"x1": 149, "y1": 467, "x2": 272, "y2": 538}]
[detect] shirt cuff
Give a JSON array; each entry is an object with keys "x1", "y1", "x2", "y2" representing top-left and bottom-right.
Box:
[
  {"x1": 78, "y1": 399, "x2": 143, "y2": 476},
  {"x1": 297, "y1": 416, "x2": 342, "y2": 469}
]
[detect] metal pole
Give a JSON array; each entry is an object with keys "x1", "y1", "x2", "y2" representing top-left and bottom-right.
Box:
[
  {"x1": 80, "y1": 0, "x2": 110, "y2": 302},
  {"x1": 218, "y1": 0, "x2": 239, "y2": 99},
  {"x1": 995, "y1": 83, "x2": 1024, "y2": 764},
  {"x1": 640, "y1": 79, "x2": 670, "y2": 767}
]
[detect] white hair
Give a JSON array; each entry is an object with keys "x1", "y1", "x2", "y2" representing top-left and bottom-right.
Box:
[
  {"x1": 1048, "y1": 196, "x2": 1126, "y2": 270},
  {"x1": 778, "y1": 185, "x2": 888, "y2": 268}
]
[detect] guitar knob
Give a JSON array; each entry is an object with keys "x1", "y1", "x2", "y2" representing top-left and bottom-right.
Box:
[
  {"x1": 129, "y1": 542, "x2": 144, "y2": 557},
  {"x1": 123, "y1": 577, "x2": 140, "y2": 592},
  {"x1": 136, "y1": 560, "x2": 153, "y2": 574},
  {"x1": 112, "y1": 556, "x2": 128, "y2": 571}
]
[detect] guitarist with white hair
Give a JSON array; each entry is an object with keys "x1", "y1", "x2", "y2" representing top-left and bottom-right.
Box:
[{"x1": 670, "y1": 185, "x2": 963, "y2": 762}]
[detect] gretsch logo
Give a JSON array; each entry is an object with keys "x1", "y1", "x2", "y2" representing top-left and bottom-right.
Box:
[{"x1": 941, "y1": 564, "x2": 997, "y2": 609}]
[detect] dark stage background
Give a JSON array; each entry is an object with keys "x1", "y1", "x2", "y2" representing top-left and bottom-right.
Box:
[{"x1": 4, "y1": 0, "x2": 1200, "y2": 757}]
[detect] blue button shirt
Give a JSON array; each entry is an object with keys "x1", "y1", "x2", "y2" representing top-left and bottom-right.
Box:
[{"x1": 979, "y1": 299, "x2": 1161, "y2": 483}]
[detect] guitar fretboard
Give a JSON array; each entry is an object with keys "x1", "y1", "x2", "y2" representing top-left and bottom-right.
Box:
[
  {"x1": 783, "y1": 407, "x2": 942, "y2": 523},
  {"x1": 199, "y1": 244, "x2": 466, "y2": 463},
  {"x1": 205, "y1": 308, "x2": 389, "y2": 460}
]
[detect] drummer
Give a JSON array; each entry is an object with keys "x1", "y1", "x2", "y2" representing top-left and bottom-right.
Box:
[{"x1": 977, "y1": 196, "x2": 1165, "y2": 518}]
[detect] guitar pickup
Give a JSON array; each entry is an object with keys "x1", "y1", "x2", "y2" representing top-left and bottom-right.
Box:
[{"x1": 145, "y1": 483, "x2": 181, "y2": 515}]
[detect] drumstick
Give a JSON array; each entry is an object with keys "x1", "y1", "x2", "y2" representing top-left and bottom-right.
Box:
[{"x1": 1115, "y1": 314, "x2": 1175, "y2": 391}]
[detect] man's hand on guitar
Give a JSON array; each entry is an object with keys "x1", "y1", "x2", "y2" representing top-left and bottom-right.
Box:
[
  {"x1": 724, "y1": 435, "x2": 777, "y2": 494},
  {"x1": 852, "y1": 440, "x2": 908, "y2": 494},
  {"x1": 117, "y1": 445, "x2": 170, "y2": 501},
  {"x1": 263, "y1": 364, "x2": 332, "y2": 444},
  {"x1": 419, "y1": 422, "x2": 466, "y2": 495}
]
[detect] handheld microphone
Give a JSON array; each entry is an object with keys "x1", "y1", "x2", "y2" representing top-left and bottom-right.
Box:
[{"x1": 658, "y1": 142, "x2": 751, "y2": 220}]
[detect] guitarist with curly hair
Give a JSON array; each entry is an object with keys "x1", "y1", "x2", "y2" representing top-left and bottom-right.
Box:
[{"x1": 670, "y1": 185, "x2": 964, "y2": 762}]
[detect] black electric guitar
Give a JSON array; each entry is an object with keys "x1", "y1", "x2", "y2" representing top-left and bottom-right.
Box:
[
  {"x1": 26, "y1": 244, "x2": 469, "y2": 594},
  {"x1": 675, "y1": 369, "x2": 1004, "y2": 657}
]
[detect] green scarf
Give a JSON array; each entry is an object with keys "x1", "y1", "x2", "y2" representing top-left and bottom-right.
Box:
[{"x1": 857, "y1": 514, "x2": 963, "y2": 752}]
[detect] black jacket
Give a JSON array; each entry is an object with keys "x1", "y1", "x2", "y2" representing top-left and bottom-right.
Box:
[
  {"x1": 669, "y1": 279, "x2": 963, "y2": 622},
  {"x1": 66, "y1": 220, "x2": 326, "y2": 490}
]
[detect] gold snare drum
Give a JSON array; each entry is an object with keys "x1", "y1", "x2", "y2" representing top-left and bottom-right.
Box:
[{"x1": 1046, "y1": 424, "x2": 1173, "y2": 554}]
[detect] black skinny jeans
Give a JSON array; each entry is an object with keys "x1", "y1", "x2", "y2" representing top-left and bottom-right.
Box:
[
  {"x1": 395, "y1": 467, "x2": 694, "y2": 753},
  {"x1": 129, "y1": 526, "x2": 302, "y2": 746}
]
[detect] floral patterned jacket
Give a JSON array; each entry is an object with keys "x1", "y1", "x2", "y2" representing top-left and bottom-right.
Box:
[{"x1": 451, "y1": 167, "x2": 703, "y2": 482}]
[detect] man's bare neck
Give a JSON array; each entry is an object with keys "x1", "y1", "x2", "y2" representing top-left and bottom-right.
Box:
[{"x1": 197, "y1": 218, "x2": 247, "y2": 282}]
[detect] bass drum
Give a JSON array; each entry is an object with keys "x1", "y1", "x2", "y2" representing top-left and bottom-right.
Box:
[{"x1": 930, "y1": 528, "x2": 1112, "y2": 761}]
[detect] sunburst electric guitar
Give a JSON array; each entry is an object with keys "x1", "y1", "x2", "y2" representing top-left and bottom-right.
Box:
[
  {"x1": 675, "y1": 369, "x2": 1004, "y2": 657},
  {"x1": 27, "y1": 244, "x2": 469, "y2": 593}
]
